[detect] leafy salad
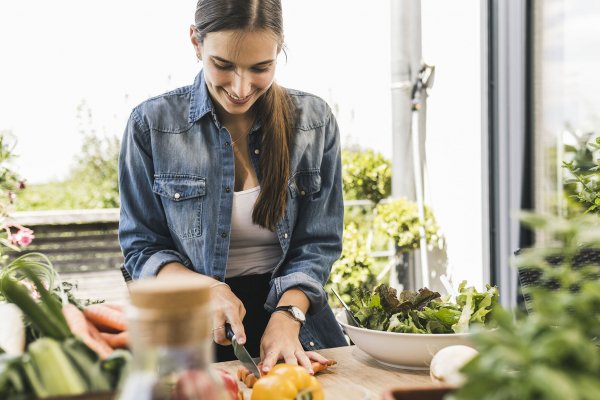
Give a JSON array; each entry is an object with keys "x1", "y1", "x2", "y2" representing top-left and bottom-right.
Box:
[{"x1": 348, "y1": 281, "x2": 499, "y2": 334}]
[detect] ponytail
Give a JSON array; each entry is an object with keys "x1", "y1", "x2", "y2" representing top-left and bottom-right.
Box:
[{"x1": 253, "y1": 83, "x2": 295, "y2": 231}]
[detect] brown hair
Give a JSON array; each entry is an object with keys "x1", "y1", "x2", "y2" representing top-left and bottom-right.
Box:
[{"x1": 194, "y1": 0, "x2": 295, "y2": 231}]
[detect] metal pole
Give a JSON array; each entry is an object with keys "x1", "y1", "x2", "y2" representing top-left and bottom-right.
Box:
[
  {"x1": 390, "y1": 0, "x2": 429, "y2": 290},
  {"x1": 411, "y1": 64, "x2": 435, "y2": 290},
  {"x1": 390, "y1": 0, "x2": 419, "y2": 201}
]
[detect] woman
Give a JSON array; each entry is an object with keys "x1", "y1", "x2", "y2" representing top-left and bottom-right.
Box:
[{"x1": 118, "y1": 0, "x2": 347, "y2": 373}]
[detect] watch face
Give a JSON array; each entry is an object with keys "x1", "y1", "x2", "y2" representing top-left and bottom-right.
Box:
[{"x1": 290, "y1": 307, "x2": 306, "y2": 322}]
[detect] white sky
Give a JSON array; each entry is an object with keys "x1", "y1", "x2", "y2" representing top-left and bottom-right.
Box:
[{"x1": 0, "y1": 0, "x2": 391, "y2": 184}]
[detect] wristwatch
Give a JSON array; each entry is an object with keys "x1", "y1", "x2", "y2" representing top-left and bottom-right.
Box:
[{"x1": 274, "y1": 305, "x2": 306, "y2": 326}]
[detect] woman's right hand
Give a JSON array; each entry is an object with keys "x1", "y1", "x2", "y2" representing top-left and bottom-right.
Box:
[
  {"x1": 210, "y1": 282, "x2": 246, "y2": 346},
  {"x1": 157, "y1": 262, "x2": 246, "y2": 345}
]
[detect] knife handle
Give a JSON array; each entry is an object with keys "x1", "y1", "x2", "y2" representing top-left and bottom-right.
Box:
[{"x1": 224, "y1": 323, "x2": 235, "y2": 341}]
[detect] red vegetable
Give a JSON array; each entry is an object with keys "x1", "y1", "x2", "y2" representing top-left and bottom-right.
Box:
[
  {"x1": 174, "y1": 370, "x2": 218, "y2": 400},
  {"x1": 216, "y1": 368, "x2": 242, "y2": 400}
]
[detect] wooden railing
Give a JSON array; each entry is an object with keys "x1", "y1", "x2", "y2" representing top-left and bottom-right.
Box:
[
  {"x1": 11, "y1": 202, "x2": 394, "y2": 273},
  {"x1": 11, "y1": 209, "x2": 122, "y2": 274}
]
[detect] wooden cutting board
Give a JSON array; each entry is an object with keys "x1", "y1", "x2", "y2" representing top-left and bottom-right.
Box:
[{"x1": 215, "y1": 345, "x2": 443, "y2": 399}]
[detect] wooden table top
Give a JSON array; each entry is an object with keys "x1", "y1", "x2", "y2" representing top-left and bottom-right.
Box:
[{"x1": 215, "y1": 345, "x2": 440, "y2": 399}]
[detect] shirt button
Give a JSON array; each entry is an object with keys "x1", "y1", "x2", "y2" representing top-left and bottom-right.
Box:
[
  {"x1": 300, "y1": 190, "x2": 306, "y2": 196},
  {"x1": 174, "y1": 193, "x2": 181, "y2": 200},
  {"x1": 225, "y1": 187, "x2": 231, "y2": 193},
  {"x1": 284, "y1": 233, "x2": 288, "y2": 239},
  {"x1": 309, "y1": 341, "x2": 315, "y2": 347},
  {"x1": 225, "y1": 141, "x2": 230, "y2": 147},
  {"x1": 221, "y1": 232, "x2": 227, "y2": 238},
  {"x1": 254, "y1": 149, "x2": 260, "y2": 155}
]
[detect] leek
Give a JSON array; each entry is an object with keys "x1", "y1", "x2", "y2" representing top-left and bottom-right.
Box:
[{"x1": 27, "y1": 337, "x2": 87, "y2": 397}]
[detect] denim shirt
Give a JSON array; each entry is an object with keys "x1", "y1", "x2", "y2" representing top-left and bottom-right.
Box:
[{"x1": 118, "y1": 71, "x2": 347, "y2": 350}]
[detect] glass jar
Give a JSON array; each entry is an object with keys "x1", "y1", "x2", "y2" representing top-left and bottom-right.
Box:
[{"x1": 118, "y1": 277, "x2": 231, "y2": 400}]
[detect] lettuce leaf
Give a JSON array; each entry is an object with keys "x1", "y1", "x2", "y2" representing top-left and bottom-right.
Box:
[{"x1": 348, "y1": 281, "x2": 499, "y2": 333}]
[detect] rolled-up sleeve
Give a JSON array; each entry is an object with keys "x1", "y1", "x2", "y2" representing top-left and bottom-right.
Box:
[
  {"x1": 118, "y1": 107, "x2": 188, "y2": 279},
  {"x1": 266, "y1": 110, "x2": 344, "y2": 314}
]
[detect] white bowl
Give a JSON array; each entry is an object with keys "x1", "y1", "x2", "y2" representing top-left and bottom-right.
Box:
[{"x1": 336, "y1": 312, "x2": 476, "y2": 370}]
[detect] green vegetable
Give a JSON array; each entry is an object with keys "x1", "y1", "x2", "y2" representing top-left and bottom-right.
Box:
[
  {"x1": 101, "y1": 349, "x2": 132, "y2": 391},
  {"x1": 0, "y1": 272, "x2": 71, "y2": 341},
  {"x1": 0, "y1": 253, "x2": 71, "y2": 341},
  {"x1": 349, "y1": 281, "x2": 498, "y2": 334},
  {"x1": 61, "y1": 338, "x2": 111, "y2": 392},
  {"x1": 0, "y1": 275, "x2": 70, "y2": 341},
  {"x1": 451, "y1": 213, "x2": 600, "y2": 400},
  {"x1": 0, "y1": 353, "x2": 27, "y2": 399},
  {"x1": 21, "y1": 353, "x2": 48, "y2": 398},
  {"x1": 0, "y1": 337, "x2": 131, "y2": 398},
  {"x1": 26, "y1": 337, "x2": 87, "y2": 397}
]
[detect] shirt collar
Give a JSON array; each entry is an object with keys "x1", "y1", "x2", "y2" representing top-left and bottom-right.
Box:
[{"x1": 188, "y1": 70, "x2": 217, "y2": 124}]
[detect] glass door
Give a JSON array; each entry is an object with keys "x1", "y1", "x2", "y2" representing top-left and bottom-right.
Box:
[{"x1": 534, "y1": 0, "x2": 600, "y2": 216}]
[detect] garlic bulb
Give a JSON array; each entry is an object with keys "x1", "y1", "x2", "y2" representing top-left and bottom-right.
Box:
[
  {"x1": 0, "y1": 302, "x2": 25, "y2": 354},
  {"x1": 430, "y1": 345, "x2": 478, "y2": 387}
]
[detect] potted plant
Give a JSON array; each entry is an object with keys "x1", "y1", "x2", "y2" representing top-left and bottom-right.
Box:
[
  {"x1": 372, "y1": 197, "x2": 444, "y2": 290},
  {"x1": 563, "y1": 135, "x2": 600, "y2": 215},
  {"x1": 326, "y1": 222, "x2": 378, "y2": 307},
  {"x1": 342, "y1": 148, "x2": 392, "y2": 206},
  {"x1": 450, "y1": 212, "x2": 600, "y2": 399},
  {"x1": 327, "y1": 148, "x2": 392, "y2": 308},
  {"x1": 373, "y1": 198, "x2": 443, "y2": 254}
]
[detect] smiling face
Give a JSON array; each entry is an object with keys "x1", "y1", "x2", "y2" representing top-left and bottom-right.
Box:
[{"x1": 192, "y1": 28, "x2": 279, "y2": 122}]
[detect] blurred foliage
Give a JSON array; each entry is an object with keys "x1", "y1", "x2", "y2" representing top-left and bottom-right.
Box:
[
  {"x1": 374, "y1": 197, "x2": 444, "y2": 254},
  {"x1": 326, "y1": 222, "x2": 379, "y2": 306},
  {"x1": 0, "y1": 132, "x2": 25, "y2": 218},
  {"x1": 0, "y1": 131, "x2": 30, "y2": 267},
  {"x1": 326, "y1": 148, "x2": 394, "y2": 306},
  {"x1": 563, "y1": 132, "x2": 600, "y2": 215},
  {"x1": 452, "y1": 212, "x2": 600, "y2": 400},
  {"x1": 16, "y1": 102, "x2": 120, "y2": 211},
  {"x1": 341, "y1": 148, "x2": 391, "y2": 204},
  {"x1": 327, "y1": 148, "x2": 443, "y2": 307}
]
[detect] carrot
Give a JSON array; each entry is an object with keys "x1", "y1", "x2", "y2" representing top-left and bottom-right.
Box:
[
  {"x1": 83, "y1": 303, "x2": 127, "y2": 333},
  {"x1": 236, "y1": 360, "x2": 336, "y2": 389},
  {"x1": 244, "y1": 373, "x2": 258, "y2": 388},
  {"x1": 236, "y1": 366, "x2": 259, "y2": 388},
  {"x1": 85, "y1": 321, "x2": 114, "y2": 360},
  {"x1": 101, "y1": 303, "x2": 125, "y2": 313},
  {"x1": 312, "y1": 359, "x2": 337, "y2": 373},
  {"x1": 62, "y1": 303, "x2": 90, "y2": 338},
  {"x1": 237, "y1": 366, "x2": 248, "y2": 381},
  {"x1": 62, "y1": 303, "x2": 114, "y2": 360},
  {"x1": 99, "y1": 331, "x2": 129, "y2": 349}
]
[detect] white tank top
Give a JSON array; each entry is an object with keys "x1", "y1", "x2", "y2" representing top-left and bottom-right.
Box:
[{"x1": 225, "y1": 186, "x2": 283, "y2": 278}]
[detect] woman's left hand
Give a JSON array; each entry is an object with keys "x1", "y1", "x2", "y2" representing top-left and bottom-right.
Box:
[{"x1": 259, "y1": 312, "x2": 329, "y2": 375}]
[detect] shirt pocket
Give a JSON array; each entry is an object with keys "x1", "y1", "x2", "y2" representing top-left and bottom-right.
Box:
[
  {"x1": 289, "y1": 169, "x2": 322, "y2": 199},
  {"x1": 152, "y1": 174, "x2": 206, "y2": 239}
]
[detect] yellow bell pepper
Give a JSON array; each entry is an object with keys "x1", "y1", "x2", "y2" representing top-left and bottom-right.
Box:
[{"x1": 251, "y1": 364, "x2": 324, "y2": 400}]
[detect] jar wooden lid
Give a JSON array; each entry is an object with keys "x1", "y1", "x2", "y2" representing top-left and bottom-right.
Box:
[{"x1": 128, "y1": 277, "x2": 211, "y2": 310}]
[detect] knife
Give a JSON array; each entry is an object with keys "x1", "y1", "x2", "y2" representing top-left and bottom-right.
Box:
[{"x1": 225, "y1": 323, "x2": 261, "y2": 377}]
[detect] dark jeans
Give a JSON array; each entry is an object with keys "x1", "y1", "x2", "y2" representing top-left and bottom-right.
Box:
[{"x1": 215, "y1": 273, "x2": 271, "y2": 362}]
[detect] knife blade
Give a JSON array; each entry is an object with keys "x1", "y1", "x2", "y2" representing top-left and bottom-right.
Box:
[{"x1": 225, "y1": 323, "x2": 261, "y2": 377}]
